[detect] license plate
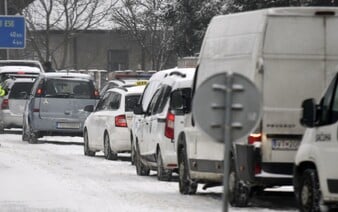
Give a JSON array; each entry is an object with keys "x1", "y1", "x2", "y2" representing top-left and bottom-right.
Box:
[
  {"x1": 272, "y1": 139, "x2": 300, "y2": 150},
  {"x1": 57, "y1": 122, "x2": 80, "y2": 129}
]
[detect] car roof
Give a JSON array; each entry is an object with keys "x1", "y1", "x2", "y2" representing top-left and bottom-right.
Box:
[
  {"x1": 154, "y1": 67, "x2": 195, "y2": 88},
  {"x1": 0, "y1": 60, "x2": 44, "y2": 71},
  {"x1": 107, "y1": 85, "x2": 145, "y2": 95},
  {"x1": 3, "y1": 78, "x2": 36, "y2": 88},
  {"x1": 0, "y1": 66, "x2": 41, "y2": 73},
  {"x1": 42, "y1": 72, "x2": 93, "y2": 80}
]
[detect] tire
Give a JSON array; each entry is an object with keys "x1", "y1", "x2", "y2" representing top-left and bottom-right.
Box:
[
  {"x1": 228, "y1": 159, "x2": 250, "y2": 207},
  {"x1": 84, "y1": 130, "x2": 95, "y2": 156},
  {"x1": 28, "y1": 131, "x2": 38, "y2": 144},
  {"x1": 178, "y1": 146, "x2": 197, "y2": 194},
  {"x1": 157, "y1": 149, "x2": 172, "y2": 181},
  {"x1": 131, "y1": 144, "x2": 136, "y2": 165},
  {"x1": 104, "y1": 133, "x2": 117, "y2": 160},
  {"x1": 130, "y1": 134, "x2": 135, "y2": 165},
  {"x1": 22, "y1": 121, "x2": 29, "y2": 141},
  {"x1": 298, "y1": 169, "x2": 322, "y2": 212},
  {"x1": 135, "y1": 143, "x2": 150, "y2": 176}
]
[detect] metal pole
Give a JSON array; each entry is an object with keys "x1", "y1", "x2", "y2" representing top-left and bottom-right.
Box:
[
  {"x1": 222, "y1": 73, "x2": 233, "y2": 212},
  {"x1": 4, "y1": 0, "x2": 9, "y2": 60}
]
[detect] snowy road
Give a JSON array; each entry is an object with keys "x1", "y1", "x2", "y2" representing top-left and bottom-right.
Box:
[{"x1": 0, "y1": 131, "x2": 298, "y2": 212}]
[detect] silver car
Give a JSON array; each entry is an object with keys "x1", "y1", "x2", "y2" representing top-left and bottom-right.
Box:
[
  {"x1": 22, "y1": 72, "x2": 99, "y2": 143},
  {"x1": 0, "y1": 78, "x2": 35, "y2": 133}
]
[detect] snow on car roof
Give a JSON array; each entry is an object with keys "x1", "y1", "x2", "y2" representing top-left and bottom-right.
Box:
[
  {"x1": 43, "y1": 72, "x2": 93, "y2": 80},
  {"x1": 0, "y1": 66, "x2": 41, "y2": 73}
]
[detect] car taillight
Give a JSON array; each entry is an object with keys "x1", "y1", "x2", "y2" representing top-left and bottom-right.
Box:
[
  {"x1": 115, "y1": 114, "x2": 127, "y2": 127},
  {"x1": 165, "y1": 111, "x2": 175, "y2": 139},
  {"x1": 94, "y1": 89, "x2": 100, "y2": 98},
  {"x1": 36, "y1": 88, "x2": 43, "y2": 96},
  {"x1": 248, "y1": 133, "x2": 262, "y2": 145},
  {"x1": 17, "y1": 71, "x2": 25, "y2": 74},
  {"x1": 1, "y1": 99, "x2": 9, "y2": 109}
]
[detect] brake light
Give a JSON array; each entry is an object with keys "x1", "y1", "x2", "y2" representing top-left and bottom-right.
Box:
[
  {"x1": 1, "y1": 99, "x2": 9, "y2": 109},
  {"x1": 255, "y1": 164, "x2": 262, "y2": 174},
  {"x1": 115, "y1": 114, "x2": 127, "y2": 127},
  {"x1": 165, "y1": 111, "x2": 175, "y2": 139},
  {"x1": 17, "y1": 71, "x2": 25, "y2": 74},
  {"x1": 36, "y1": 88, "x2": 43, "y2": 96},
  {"x1": 94, "y1": 89, "x2": 100, "y2": 98},
  {"x1": 248, "y1": 133, "x2": 262, "y2": 145}
]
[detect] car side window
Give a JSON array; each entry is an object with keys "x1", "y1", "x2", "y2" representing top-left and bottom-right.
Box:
[
  {"x1": 109, "y1": 92, "x2": 121, "y2": 110},
  {"x1": 147, "y1": 89, "x2": 162, "y2": 116},
  {"x1": 96, "y1": 92, "x2": 110, "y2": 111},
  {"x1": 319, "y1": 75, "x2": 338, "y2": 125},
  {"x1": 155, "y1": 85, "x2": 171, "y2": 114}
]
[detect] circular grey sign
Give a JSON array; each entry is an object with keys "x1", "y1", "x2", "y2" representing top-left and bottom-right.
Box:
[{"x1": 192, "y1": 72, "x2": 262, "y2": 143}]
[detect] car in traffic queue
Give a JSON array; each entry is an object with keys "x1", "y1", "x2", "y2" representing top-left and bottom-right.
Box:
[
  {"x1": 0, "y1": 66, "x2": 42, "y2": 85},
  {"x1": 132, "y1": 68, "x2": 195, "y2": 181},
  {"x1": 83, "y1": 85, "x2": 145, "y2": 160},
  {"x1": 22, "y1": 72, "x2": 99, "y2": 143},
  {"x1": 0, "y1": 78, "x2": 35, "y2": 133},
  {"x1": 0, "y1": 60, "x2": 44, "y2": 72}
]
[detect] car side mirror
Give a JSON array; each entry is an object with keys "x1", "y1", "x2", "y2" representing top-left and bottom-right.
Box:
[
  {"x1": 300, "y1": 98, "x2": 317, "y2": 128},
  {"x1": 84, "y1": 105, "x2": 94, "y2": 112},
  {"x1": 133, "y1": 104, "x2": 144, "y2": 115}
]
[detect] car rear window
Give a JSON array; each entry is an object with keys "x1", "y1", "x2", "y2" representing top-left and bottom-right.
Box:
[
  {"x1": 43, "y1": 78, "x2": 95, "y2": 99},
  {"x1": 125, "y1": 94, "x2": 141, "y2": 112},
  {"x1": 9, "y1": 82, "x2": 34, "y2": 99}
]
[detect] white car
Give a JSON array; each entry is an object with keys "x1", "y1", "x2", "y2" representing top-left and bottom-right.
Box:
[
  {"x1": 132, "y1": 68, "x2": 195, "y2": 181},
  {"x1": 83, "y1": 85, "x2": 145, "y2": 160}
]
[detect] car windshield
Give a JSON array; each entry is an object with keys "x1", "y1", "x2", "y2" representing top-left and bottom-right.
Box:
[
  {"x1": 44, "y1": 79, "x2": 94, "y2": 99},
  {"x1": 125, "y1": 94, "x2": 141, "y2": 112},
  {"x1": 9, "y1": 82, "x2": 34, "y2": 99}
]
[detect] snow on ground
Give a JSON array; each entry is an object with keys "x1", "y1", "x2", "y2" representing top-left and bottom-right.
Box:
[{"x1": 0, "y1": 132, "x2": 298, "y2": 212}]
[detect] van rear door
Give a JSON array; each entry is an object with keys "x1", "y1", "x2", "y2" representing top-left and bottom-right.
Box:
[{"x1": 262, "y1": 14, "x2": 338, "y2": 166}]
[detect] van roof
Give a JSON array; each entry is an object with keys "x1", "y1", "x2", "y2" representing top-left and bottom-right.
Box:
[
  {"x1": 148, "y1": 67, "x2": 195, "y2": 82},
  {"x1": 108, "y1": 85, "x2": 145, "y2": 95}
]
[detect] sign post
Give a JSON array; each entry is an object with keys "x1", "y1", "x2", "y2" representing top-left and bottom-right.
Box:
[
  {"x1": 192, "y1": 72, "x2": 262, "y2": 212},
  {"x1": 0, "y1": 16, "x2": 26, "y2": 49}
]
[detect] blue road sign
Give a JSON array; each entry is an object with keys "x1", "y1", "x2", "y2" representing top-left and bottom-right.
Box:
[{"x1": 0, "y1": 16, "x2": 25, "y2": 49}]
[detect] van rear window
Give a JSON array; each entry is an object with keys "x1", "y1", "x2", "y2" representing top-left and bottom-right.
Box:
[
  {"x1": 9, "y1": 82, "x2": 34, "y2": 99},
  {"x1": 43, "y1": 79, "x2": 95, "y2": 99},
  {"x1": 125, "y1": 95, "x2": 141, "y2": 112}
]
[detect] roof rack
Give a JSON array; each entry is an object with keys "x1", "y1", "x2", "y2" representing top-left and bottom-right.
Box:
[{"x1": 168, "y1": 71, "x2": 186, "y2": 78}]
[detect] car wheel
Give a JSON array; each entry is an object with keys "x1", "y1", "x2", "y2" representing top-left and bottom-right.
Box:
[
  {"x1": 178, "y1": 146, "x2": 197, "y2": 195},
  {"x1": 298, "y1": 169, "x2": 322, "y2": 212},
  {"x1": 84, "y1": 130, "x2": 95, "y2": 156},
  {"x1": 228, "y1": 158, "x2": 250, "y2": 207},
  {"x1": 135, "y1": 143, "x2": 150, "y2": 176},
  {"x1": 28, "y1": 131, "x2": 38, "y2": 144},
  {"x1": 131, "y1": 143, "x2": 136, "y2": 165},
  {"x1": 22, "y1": 121, "x2": 29, "y2": 141},
  {"x1": 157, "y1": 149, "x2": 172, "y2": 181},
  {"x1": 130, "y1": 134, "x2": 135, "y2": 165},
  {"x1": 104, "y1": 133, "x2": 117, "y2": 160}
]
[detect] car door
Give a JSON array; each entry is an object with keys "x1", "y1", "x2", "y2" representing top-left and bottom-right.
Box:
[
  {"x1": 89, "y1": 92, "x2": 110, "y2": 149},
  {"x1": 312, "y1": 74, "x2": 338, "y2": 190},
  {"x1": 141, "y1": 88, "x2": 162, "y2": 156},
  {"x1": 102, "y1": 91, "x2": 122, "y2": 143}
]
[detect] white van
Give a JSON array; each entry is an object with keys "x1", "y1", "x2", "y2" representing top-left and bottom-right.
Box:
[
  {"x1": 131, "y1": 68, "x2": 195, "y2": 180},
  {"x1": 175, "y1": 7, "x2": 338, "y2": 206},
  {"x1": 294, "y1": 73, "x2": 338, "y2": 211}
]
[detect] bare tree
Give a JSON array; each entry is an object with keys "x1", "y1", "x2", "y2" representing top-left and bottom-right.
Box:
[
  {"x1": 111, "y1": 0, "x2": 175, "y2": 71},
  {"x1": 22, "y1": 0, "x2": 117, "y2": 69}
]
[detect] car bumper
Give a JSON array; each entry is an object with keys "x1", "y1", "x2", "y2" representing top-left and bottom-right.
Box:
[
  {"x1": 0, "y1": 110, "x2": 23, "y2": 128},
  {"x1": 109, "y1": 128, "x2": 131, "y2": 152}
]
